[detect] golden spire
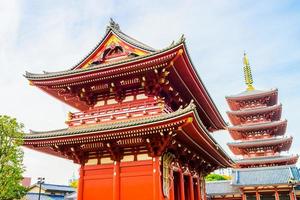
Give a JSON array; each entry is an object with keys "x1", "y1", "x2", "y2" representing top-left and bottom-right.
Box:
[{"x1": 243, "y1": 52, "x2": 255, "y2": 91}]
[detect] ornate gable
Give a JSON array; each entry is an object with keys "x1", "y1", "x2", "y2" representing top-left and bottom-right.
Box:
[{"x1": 75, "y1": 19, "x2": 155, "y2": 69}]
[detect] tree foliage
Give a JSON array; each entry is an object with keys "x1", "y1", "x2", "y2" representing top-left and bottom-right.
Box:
[
  {"x1": 205, "y1": 173, "x2": 231, "y2": 182},
  {"x1": 0, "y1": 115, "x2": 27, "y2": 200}
]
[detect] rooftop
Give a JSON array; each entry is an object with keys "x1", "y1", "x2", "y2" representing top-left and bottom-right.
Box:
[
  {"x1": 227, "y1": 136, "x2": 292, "y2": 148},
  {"x1": 226, "y1": 88, "x2": 278, "y2": 100},
  {"x1": 235, "y1": 155, "x2": 299, "y2": 165},
  {"x1": 232, "y1": 165, "x2": 300, "y2": 186},
  {"x1": 206, "y1": 180, "x2": 240, "y2": 196}
]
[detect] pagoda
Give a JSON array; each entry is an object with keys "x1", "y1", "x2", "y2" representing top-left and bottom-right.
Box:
[
  {"x1": 225, "y1": 53, "x2": 298, "y2": 168},
  {"x1": 23, "y1": 19, "x2": 233, "y2": 200}
]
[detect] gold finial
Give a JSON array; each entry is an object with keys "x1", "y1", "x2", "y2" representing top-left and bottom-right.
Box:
[{"x1": 243, "y1": 52, "x2": 255, "y2": 91}]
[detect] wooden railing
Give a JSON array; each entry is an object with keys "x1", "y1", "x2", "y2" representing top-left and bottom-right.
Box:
[{"x1": 66, "y1": 98, "x2": 172, "y2": 127}]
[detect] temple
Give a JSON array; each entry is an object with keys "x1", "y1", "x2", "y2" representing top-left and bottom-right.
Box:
[
  {"x1": 23, "y1": 19, "x2": 234, "y2": 200},
  {"x1": 207, "y1": 54, "x2": 299, "y2": 200}
]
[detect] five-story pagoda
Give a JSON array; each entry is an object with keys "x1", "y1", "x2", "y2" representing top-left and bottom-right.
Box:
[
  {"x1": 225, "y1": 53, "x2": 298, "y2": 168},
  {"x1": 23, "y1": 19, "x2": 233, "y2": 200}
]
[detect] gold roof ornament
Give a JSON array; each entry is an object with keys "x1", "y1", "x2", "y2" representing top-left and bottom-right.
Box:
[{"x1": 243, "y1": 52, "x2": 255, "y2": 91}]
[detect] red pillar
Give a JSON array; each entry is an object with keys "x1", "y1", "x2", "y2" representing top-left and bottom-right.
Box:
[
  {"x1": 202, "y1": 178, "x2": 207, "y2": 200},
  {"x1": 290, "y1": 190, "x2": 296, "y2": 200},
  {"x1": 196, "y1": 178, "x2": 201, "y2": 200},
  {"x1": 153, "y1": 157, "x2": 161, "y2": 200},
  {"x1": 179, "y1": 169, "x2": 185, "y2": 200},
  {"x1": 169, "y1": 170, "x2": 175, "y2": 200},
  {"x1": 275, "y1": 189, "x2": 279, "y2": 200},
  {"x1": 242, "y1": 192, "x2": 246, "y2": 200},
  {"x1": 189, "y1": 175, "x2": 195, "y2": 200},
  {"x1": 77, "y1": 165, "x2": 84, "y2": 200},
  {"x1": 255, "y1": 190, "x2": 260, "y2": 200},
  {"x1": 113, "y1": 160, "x2": 120, "y2": 200}
]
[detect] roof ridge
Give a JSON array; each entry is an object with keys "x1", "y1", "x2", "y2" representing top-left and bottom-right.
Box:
[{"x1": 232, "y1": 164, "x2": 297, "y2": 171}]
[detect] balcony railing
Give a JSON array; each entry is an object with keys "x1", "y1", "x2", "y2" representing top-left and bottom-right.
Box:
[{"x1": 66, "y1": 98, "x2": 172, "y2": 127}]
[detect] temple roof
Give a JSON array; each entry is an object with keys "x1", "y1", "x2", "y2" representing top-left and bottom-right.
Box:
[
  {"x1": 227, "y1": 120, "x2": 287, "y2": 131},
  {"x1": 227, "y1": 104, "x2": 282, "y2": 126},
  {"x1": 23, "y1": 102, "x2": 234, "y2": 167},
  {"x1": 206, "y1": 181, "x2": 240, "y2": 196},
  {"x1": 228, "y1": 120, "x2": 287, "y2": 140},
  {"x1": 24, "y1": 41, "x2": 179, "y2": 80},
  {"x1": 227, "y1": 136, "x2": 293, "y2": 149},
  {"x1": 25, "y1": 102, "x2": 197, "y2": 140},
  {"x1": 227, "y1": 103, "x2": 282, "y2": 116},
  {"x1": 232, "y1": 165, "x2": 300, "y2": 186},
  {"x1": 24, "y1": 19, "x2": 182, "y2": 80},
  {"x1": 235, "y1": 155, "x2": 299, "y2": 166},
  {"x1": 226, "y1": 88, "x2": 278, "y2": 100}
]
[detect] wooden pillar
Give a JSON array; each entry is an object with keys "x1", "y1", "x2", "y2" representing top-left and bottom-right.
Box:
[
  {"x1": 77, "y1": 165, "x2": 84, "y2": 200},
  {"x1": 113, "y1": 160, "x2": 120, "y2": 200},
  {"x1": 179, "y1": 169, "x2": 185, "y2": 200},
  {"x1": 202, "y1": 178, "x2": 207, "y2": 200},
  {"x1": 242, "y1": 192, "x2": 246, "y2": 200},
  {"x1": 290, "y1": 190, "x2": 296, "y2": 200},
  {"x1": 196, "y1": 178, "x2": 201, "y2": 200},
  {"x1": 275, "y1": 189, "x2": 279, "y2": 200},
  {"x1": 153, "y1": 156, "x2": 161, "y2": 200},
  {"x1": 169, "y1": 170, "x2": 175, "y2": 200},
  {"x1": 189, "y1": 175, "x2": 195, "y2": 200},
  {"x1": 255, "y1": 190, "x2": 260, "y2": 200}
]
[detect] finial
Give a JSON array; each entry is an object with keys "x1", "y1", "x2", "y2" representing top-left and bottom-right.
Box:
[
  {"x1": 107, "y1": 18, "x2": 120, "y2": 32},
  {"x1": 243, "y1": 52, "x2": 255, "y2": 91},
  {"x1": 179, "y1": 34, "x2": 185, "y2": 42}
]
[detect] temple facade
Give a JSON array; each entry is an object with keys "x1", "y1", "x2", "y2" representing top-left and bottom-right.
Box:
[
  {"x1": 207, "y1": 54, "x2": 299, "y2": 200},
  {"x1": 23, "y1": 19, "x2": 233, "y2": 200}
]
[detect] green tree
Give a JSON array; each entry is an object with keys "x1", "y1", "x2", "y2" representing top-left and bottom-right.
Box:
[
  {"x1": 0, "y1": 115, "x2": 27, "y2": 200},
  {"x1": 205, "y1": 173, "x2": 231, "y2": 182}
]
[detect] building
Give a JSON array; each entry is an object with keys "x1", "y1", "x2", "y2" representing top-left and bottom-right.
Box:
[
  {"x1": 207, "y1": 54, "x2": 299, "y2": 200},
  {"x1": 23, "y1": 19, "x2": 234, "y2": 200},
  {"x1": 25, "y1": 183, "x2": 75, "y2": 200}
]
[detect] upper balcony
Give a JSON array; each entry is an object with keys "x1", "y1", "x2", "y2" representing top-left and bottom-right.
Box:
[{"x1": 65, "y1": 97, "x2": 173, "y2": 127}]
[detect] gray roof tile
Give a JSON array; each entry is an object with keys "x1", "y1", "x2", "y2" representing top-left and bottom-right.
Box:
[{"x1": 232, "y1": 165, "x2": 300, "y2": 186}]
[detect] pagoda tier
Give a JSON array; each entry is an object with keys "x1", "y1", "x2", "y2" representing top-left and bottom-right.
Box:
[
  {"x1": 227, "y1": 120, "x2": 287, "y2": 140},
  {"x1": 235, "y1": 155, "x2": 299, "y2": 168},
  {"x1": 228, "y1": 136, "x2": 293, "y2": 156},
  {"x1": 227, "y1": 104, "x2": 282, "y2": 126},
  {"x1": 225, "y1": 89, "x2": 278, "y2": 111}
]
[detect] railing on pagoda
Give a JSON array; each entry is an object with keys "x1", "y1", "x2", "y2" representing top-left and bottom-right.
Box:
[{"x1": 66, "y1": 97, "x2": 173, "y2": 127}]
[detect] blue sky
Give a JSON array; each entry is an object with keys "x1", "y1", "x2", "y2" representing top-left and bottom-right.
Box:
[{"x1": 1, "y1": 0, "x2": 300, "y2": 184}]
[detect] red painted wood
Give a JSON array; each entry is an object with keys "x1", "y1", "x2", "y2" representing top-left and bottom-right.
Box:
[
  {"x1": 189, "y1": 175, "x2": 195, "y2": 200},
  {"x1": 113, "y1": 161, "x2": 120, "y2": 200},
  {"x1": 77, "y1": 166, "x2": 84, "y2": 200},
  {"x1": 179, "y1": 170, "x2": 185, "y2": 200}
]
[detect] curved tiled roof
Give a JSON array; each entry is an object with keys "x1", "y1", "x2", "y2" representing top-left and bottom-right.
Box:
[
  {"x1": 227, "y1": 136, "x2": 293, "y2": 148},
  {"x1": 235, "y1": 155, "x2": 299, "y2": 165},
  {"x1": 226, "y1": 88, "x2": 278, "y2": 100},
  {"x1": 227, "y1": 104, "x2": 282, "y2": 116},
  {"x1": 24, "y1": 101, "x2": 197, "y2": 140},
  {"x1": 232, "y1": 165, "x2": 300, "y2": 186},
  {"x1": 227, "y1": 120, "x2": 287, "y2": 131},
  {"x1": 206, "y1": 181, "x2": 240, "y2": 196}
]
